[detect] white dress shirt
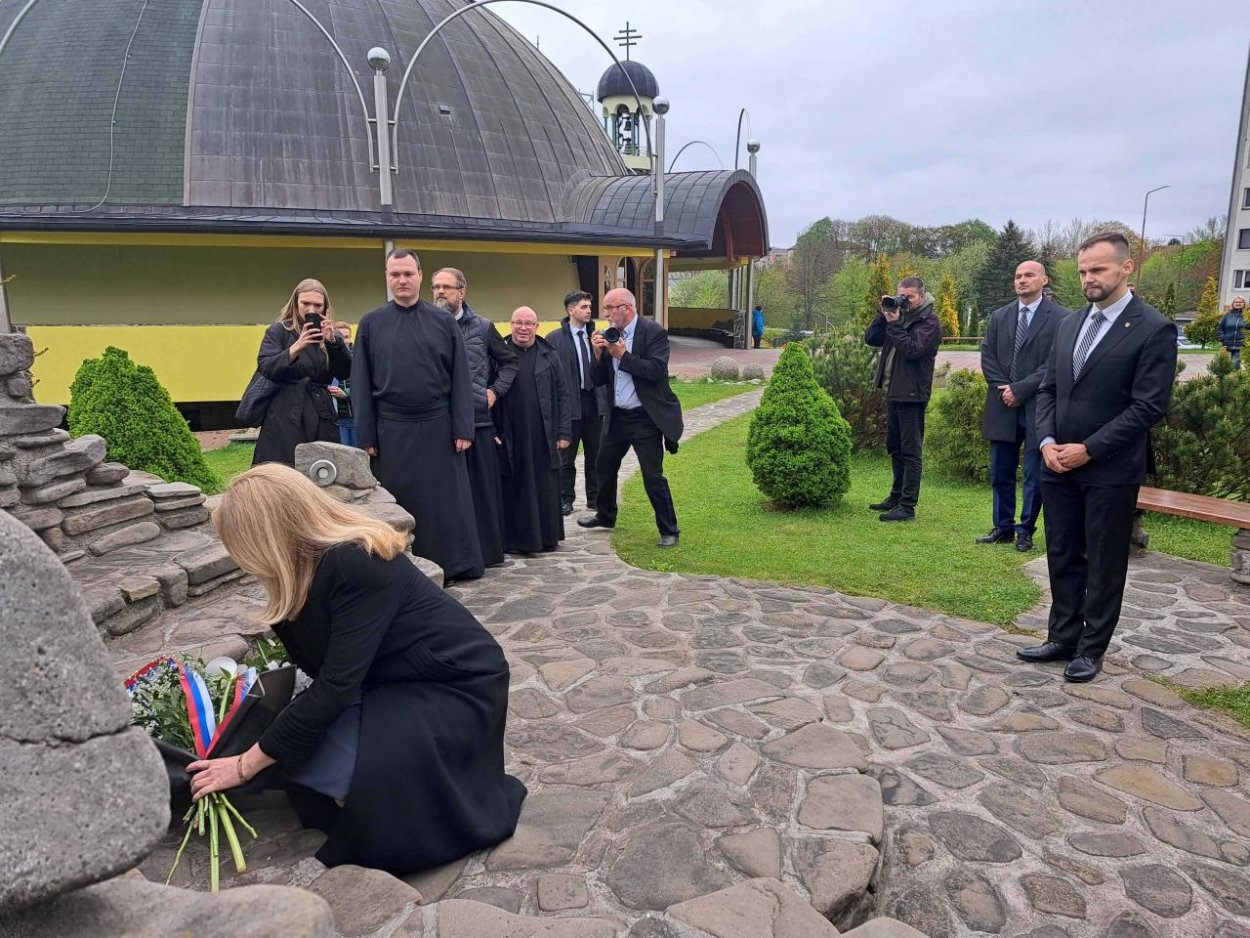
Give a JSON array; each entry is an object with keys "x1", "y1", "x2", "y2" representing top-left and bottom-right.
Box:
[{"x1": 612, "y1": 317, "x2": 642, "y2": 410}]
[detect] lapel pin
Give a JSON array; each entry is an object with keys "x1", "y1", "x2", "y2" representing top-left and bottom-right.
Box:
[{"x1": 1124, "y1": 322, "x2": 1131, "y2": 328}]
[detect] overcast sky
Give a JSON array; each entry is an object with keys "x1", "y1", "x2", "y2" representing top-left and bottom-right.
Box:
[{"x1": 492, "y1": 0, "x2": 1250, "y2": 248}]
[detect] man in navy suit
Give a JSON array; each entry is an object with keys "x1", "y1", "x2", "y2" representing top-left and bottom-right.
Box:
[
  {"x1": 1016, "y1": 232, "x2": 1177, "y2": 682},
  {"x1": 577, "y1": 288, "x2": 684, "y2": 547},
  {"x1": 977, "y1": 261, "x2": 1070, "y2": 552}
]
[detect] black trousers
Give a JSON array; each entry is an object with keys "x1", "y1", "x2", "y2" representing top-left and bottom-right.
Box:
[
  {"x1": 1042, "y1": 474, "x2": 1139, "y2": 658},
  {"x1": 594, "y1": 407, "x2": 679, "y2": 536},
  {"x1": 885, "y1": 401, "x2": 927, "y2": 509},
  {"x1": 559, "y1": 392, "x2": 601, "y2": 507}
]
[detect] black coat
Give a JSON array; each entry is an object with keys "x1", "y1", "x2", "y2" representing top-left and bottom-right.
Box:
[
  {"x1": 497, "y1": 336, "x2": 572, "y2": 471},
  {"x1": 1036, "y1": 295, "x2": 1178, "y2": 486},
  {"x1": 546, "y1": 317, "x2": 610, "y2": 420},
  {"x1": 864, "y1": 300, "x2": 942, "y2": 403},
  {"x1": 980, "y1": 296, "x2": 1071, "y2": 448},
  {"x1": 253, "y1": 321, "x2": 352, "y2": 466},
  {"x1": 590, "y1": 315, "x2": 684, "y2": 443},
  {"x1": 259, "y1": 543, "x2": 525, "y2": 873}
]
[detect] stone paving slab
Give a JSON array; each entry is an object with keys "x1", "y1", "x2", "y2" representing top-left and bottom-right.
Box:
[{"x1": 112, "y1": 388, "x2": 1250, "y2": 937}]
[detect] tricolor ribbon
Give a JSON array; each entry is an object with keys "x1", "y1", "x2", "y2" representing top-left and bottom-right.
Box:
[{"x1": 126, "y1": 657, "x2": 262, "y2": 759}]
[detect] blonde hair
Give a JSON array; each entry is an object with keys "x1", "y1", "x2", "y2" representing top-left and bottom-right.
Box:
[
  {"x1": 279, "y1": 278, "x2": 335, "y2": 332},
  {"x1": 212, "y1": 463, "x2": 407, "y2": 625}
]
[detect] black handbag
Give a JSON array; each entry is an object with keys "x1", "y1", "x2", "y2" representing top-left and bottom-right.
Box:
[{"x1": 235, "y1": 370, "x2": 280, "y2": 427}]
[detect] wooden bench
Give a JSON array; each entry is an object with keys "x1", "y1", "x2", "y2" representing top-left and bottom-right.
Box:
[{"x1": 1135, "y1": 486, "x2": 1250, "y2": 584}]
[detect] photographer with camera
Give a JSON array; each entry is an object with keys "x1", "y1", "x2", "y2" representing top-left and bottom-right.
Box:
[{"x1": 864, "y1": 277, "x2": 942, "y2": 522}]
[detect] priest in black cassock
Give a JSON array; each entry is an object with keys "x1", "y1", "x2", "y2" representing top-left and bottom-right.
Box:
[
  {"x1": 495, "y1": 307, "x2": 571, "y2": 553},
  {"x1": 432, "y1": 268, "x2": 517, "y2": 569},
  {"x1": 351, "y1": 249, "x2": 484, "y2": 582}
]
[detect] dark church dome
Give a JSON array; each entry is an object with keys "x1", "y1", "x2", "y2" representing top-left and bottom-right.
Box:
[
  {"x1": 0, "y1": 0, "x2": 627, "y2": 222},
  {"x1": 596, "y1": 59, "x2": 660, "y2": 103}
]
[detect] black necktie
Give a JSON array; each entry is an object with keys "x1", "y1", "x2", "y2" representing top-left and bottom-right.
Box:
[
  {"x1": 576, "y1": 330, "x2": 592, "y2": 391},
  {"x1": 1072, "y1": 310, "x2": 1107, "y2": 381},
  {"x1": 1009, "y1": 306, "x2": 1029, "y2": 381}
]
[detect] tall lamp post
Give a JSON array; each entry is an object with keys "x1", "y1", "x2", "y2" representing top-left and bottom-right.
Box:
[
  {"x1": 1137, "y1": 185, "x2": 1170, "y2": 284},
  {"x1": 653, "y1": 96, "x2": 670, "y2": 325}
]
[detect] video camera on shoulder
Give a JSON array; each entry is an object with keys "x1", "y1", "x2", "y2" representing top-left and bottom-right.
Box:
[{"x1": 880, "y1": 295, "x2": 910, "y2": 313}]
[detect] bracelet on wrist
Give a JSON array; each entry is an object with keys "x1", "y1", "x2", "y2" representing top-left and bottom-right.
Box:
[{"x1": 236, "y1": 754, "x2": 248, "y2": 782}]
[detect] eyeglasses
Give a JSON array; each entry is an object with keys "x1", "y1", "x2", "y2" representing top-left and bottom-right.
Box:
[
  {"x1": 602, "y1": 303, "x2": 632, "y2": 312},
  {"x1": 512, "y1": 322, "x2": 538, "y2": 328},
  {"x1": 432, "y1": 284, "x2": 464, "y2": 291}
]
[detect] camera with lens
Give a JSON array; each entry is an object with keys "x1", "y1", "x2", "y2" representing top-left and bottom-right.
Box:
[
  {"x1": 880, "y1": 295, "x2": 910, "y2": 313},
  {"x1": 602, "y1": 326, "x2": 622, "y2": 344}
]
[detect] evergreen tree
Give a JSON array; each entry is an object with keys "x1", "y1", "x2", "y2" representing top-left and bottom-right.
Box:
[
  {"x1": 1185, "y1": 275, "x2": 1222, "y2": 347},
  {"x1": 936, "y1": 273, "x2": 961, "y2": 339},
  {"x1": 1161, "y1": 282, "x2": 1178, "y2": 320},
  {"x1": 857, "y1": 253, "x2": 892, "y2": 331},
  {"x1": 68, "y1": 346, "x2": 217, "y2": 490},
  {"x1": 746, "y1": 343, "x2": 852, "y2": 508},
  {"x1": 974, "y1": 220, "x2": 1036, "y2": 328}
]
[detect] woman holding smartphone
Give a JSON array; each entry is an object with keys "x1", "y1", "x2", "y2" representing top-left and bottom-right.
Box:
[{"x1": 253, "y1": 279, "x2": 352, "y2": 466}]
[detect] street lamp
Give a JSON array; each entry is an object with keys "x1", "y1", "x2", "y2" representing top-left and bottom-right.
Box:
[{"x1": 1138, "y1": 185, "x2": 1170, "y2": 284}]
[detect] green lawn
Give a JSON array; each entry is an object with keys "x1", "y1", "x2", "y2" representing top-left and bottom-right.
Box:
[
  {"x1": 613, "y1": 413, "x2": 1231, "y2": 624},
  {"x1": 1177, "y1": 683, "x2": 1250, "y2": 729},
  {"x1": 201, "y1": 443, "x2": 256, "y2": 494},
  {"x1": 670, "y1": 379, "x2": 758, "y2": 410}
]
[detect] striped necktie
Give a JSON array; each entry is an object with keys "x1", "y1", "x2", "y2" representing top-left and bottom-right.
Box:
[
  {"x1": 1072, "y1": 310, "x2": 1107, "y2": 381},
  {"x1": 1009, "y1": 306, "x2": 1029, "y2": 381}
]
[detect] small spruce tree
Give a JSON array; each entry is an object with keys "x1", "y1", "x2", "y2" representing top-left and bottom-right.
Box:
[
  {"x1": 1185, "y1": 275, "x2": 1222, "y2": 347},
  {"x1": 936, "y1": 273, "x2": 961, "y2": 340},
  {"x1": 1153, "y1": 353, "x2": 1250, "y2": 500},
  {"x1": 1161, "y1": 282, "x2": 1178, "y2": 320},
  {"x1": 68, "y1": 347, "x2": 217, "y2": 491},
  {"x1": 747, "y1": 342, "x2": 852, "y2": 508}
]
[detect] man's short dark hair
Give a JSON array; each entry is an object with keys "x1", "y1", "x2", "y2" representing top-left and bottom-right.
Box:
[
  {"x1": 898, "y1": 276, "x2": 925, "y2": 293},
  {"x1": 1077, "y1": 231, "x2": 1132, "y2": 260},
  {"x1": 386, "y1": 247, "x2": 421, "y2": 269},
  {"x1": 433, "y1": 267, "x2": 466, "y2": 288},
  {"x1": 564, "y1": 290, "x2": 593, "y2": 311}
]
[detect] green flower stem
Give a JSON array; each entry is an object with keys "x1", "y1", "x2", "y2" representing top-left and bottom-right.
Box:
[
  {"x1": 220, "y1": 794, "x2": 258, "y2": 839},
  {"x1": 217, "y1": 799, "x2": 246, "y2": 873},
  {"x1": 208, "y1": 796, "x2": 220, "y2": 892},
  {"x1": 165, "y1": 814, "x2": 197, "y2": 886}
]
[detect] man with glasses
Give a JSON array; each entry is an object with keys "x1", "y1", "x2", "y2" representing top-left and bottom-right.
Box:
[
  {"x1": 546, "y1": 290, "x2": 608, "y2": 515},
  {"x1": 432, "y1": 267, "x2": 517, "y2": 568},
  {"x1": 577, "y1": 288, "x2": 684, "y2": 547}
]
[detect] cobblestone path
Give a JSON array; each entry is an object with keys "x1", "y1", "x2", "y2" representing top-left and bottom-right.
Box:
[{"x1": 133, "y1": 388, "x2": 1250, "y2": 937}]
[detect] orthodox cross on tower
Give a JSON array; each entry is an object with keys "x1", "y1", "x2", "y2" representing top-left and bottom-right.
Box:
[{"x1": 613, "y1": 21, "x2": 642, "y2": 61}]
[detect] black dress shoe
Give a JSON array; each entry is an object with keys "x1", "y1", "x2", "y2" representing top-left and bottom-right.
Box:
[
  {"x1": 975, "y1": 529, "x2": 1015, "y2": 544},
  {"x1": 1015, "y1": 533, "x2": 1034, "y2": 552},
  {"x1": 561, "y1": 501, "x2": 574, "y2": 516},
  {"x1": 868, "y1": 498, "x2": 899, "y2": 512},
  {"x1": 658, "y1": 534, "x2": 679, "y2": 548},
  {"x1": 1015, "y1": 641, "x2": 1078, "y2": 663},
  {"x1": 1064, "y1": 655, "x2": 1103, "y2": 683},
  {"x1": 576, "y1": 515, "x2": 614, "y2": 530},
  {"x1": 879, "y1": 505, "x2": 915, "y2": 522}
]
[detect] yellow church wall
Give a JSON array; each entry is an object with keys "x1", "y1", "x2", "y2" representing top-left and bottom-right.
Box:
[{"x1": 6, "y1": 242, "x2": 584, "y2": 403}]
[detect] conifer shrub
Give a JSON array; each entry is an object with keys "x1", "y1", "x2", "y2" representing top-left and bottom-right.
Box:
[
  {"x1": 808, "y1": 332, "x2": 887, "y2": 452},
  {"x1": 68, "y1": 346, "x2": 218, "y2": 491},
  {"x1": 746, "y1": 342, "x2": 851, "y2": 508},
  {"x1": 927, "y1": 369, "x2": 990, "y2": 483},
  {"x1": 1153, "y1": 354, "x2": 1250, "y2": 501}
]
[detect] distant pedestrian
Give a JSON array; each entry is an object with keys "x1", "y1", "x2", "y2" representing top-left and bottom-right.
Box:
[
  {"x1": 751, "y1": 305, "x2": 765, "y2": 349},
  {"x1": 328, "y1": 321, "x2": 357, "y2": 447},
  {"x1": 1218, "y1": 295, "x2": 1246, "y2": 369}
]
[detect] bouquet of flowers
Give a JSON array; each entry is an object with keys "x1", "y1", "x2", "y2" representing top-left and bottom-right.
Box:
[{"x1": 125, "y1": 652, "x2": 296, "y2": 890}]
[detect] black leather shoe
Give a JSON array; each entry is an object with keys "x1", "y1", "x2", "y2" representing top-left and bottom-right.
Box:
[
  {"x1": 576, "y1": 515, "x2": 614, "y2": 530},
  {"x1": 658, "y1": 534, "x2": 679, "y2": 548},
  {"x1": 868, "y1": 498, "x2": 899, "y2": 512},
  {"x1": 1015, "y1": 533, "x2": 1034, "y2": 552},
  {"x1": 1064, "y1": 655, "x2": 1103, "y2": 683},
  {"x1": 1016, "y1": 642, "x2": 1078, "y2": 663},
  {"x1": 561, "y1": 501, "x2": 574, "y2": 516},
  {"x1": 975, "y1": 529, "x2": 1015, "y2": 544},
  {"x1": 879, "y1": 506, "x2": 915, "y2": 522}
]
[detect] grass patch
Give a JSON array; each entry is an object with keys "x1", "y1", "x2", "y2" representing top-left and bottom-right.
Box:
[
  {"x1": 1176, "y1": 683, "x2": 1250, "y2": 728},
  {"x1": 201, "y1": 443, "x2": 255, "y2": 494},
  {"x1": 613, "y1": 412, "x2": 1232, "y2": 624},
  {"x1": 670, "y1": 379, "x2": 758, "y2": 410}
]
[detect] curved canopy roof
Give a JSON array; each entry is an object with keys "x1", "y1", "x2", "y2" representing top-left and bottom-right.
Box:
[{"x1": 0, "y1": 0, "x2": 767, "y2": 257}]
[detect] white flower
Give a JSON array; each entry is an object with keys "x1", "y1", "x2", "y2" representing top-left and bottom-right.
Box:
[{"x1": 205, "y1": 657, "x2": 239, "y2": 679}]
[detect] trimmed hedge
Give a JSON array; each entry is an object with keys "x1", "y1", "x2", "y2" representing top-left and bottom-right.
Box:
[
  {"x1": 68, "y1": 346, "x2": 217, "y2": 491},
  {"x1": 746, "y1": 342, "x2": 851, "y2": 508},
  {"x1": 927, "y1": 369, "x2": 990, "y2": 483},
  {"x1": 1154, "y1": 353, "x2": 1250, "y2": 500}
]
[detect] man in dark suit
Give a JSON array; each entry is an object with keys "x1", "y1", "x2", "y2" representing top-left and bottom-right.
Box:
[
  {"x1": 977, "y1": 261, "x2": 1070, "y2": 552},
  {"x1": 1016, "y1": 232, "x2": 1178, "y2": 682},
  {"x1": 577, "y1": 287, "x2": 684, "y2": 547},
  {"x1": 546, "y1": 290, "x2": 609, "y2": 515}
]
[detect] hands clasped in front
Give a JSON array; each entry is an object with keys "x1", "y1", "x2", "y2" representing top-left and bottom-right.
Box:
[{"x1": 1041, "y1": 443, "x2": 1090, "y2": 473}]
